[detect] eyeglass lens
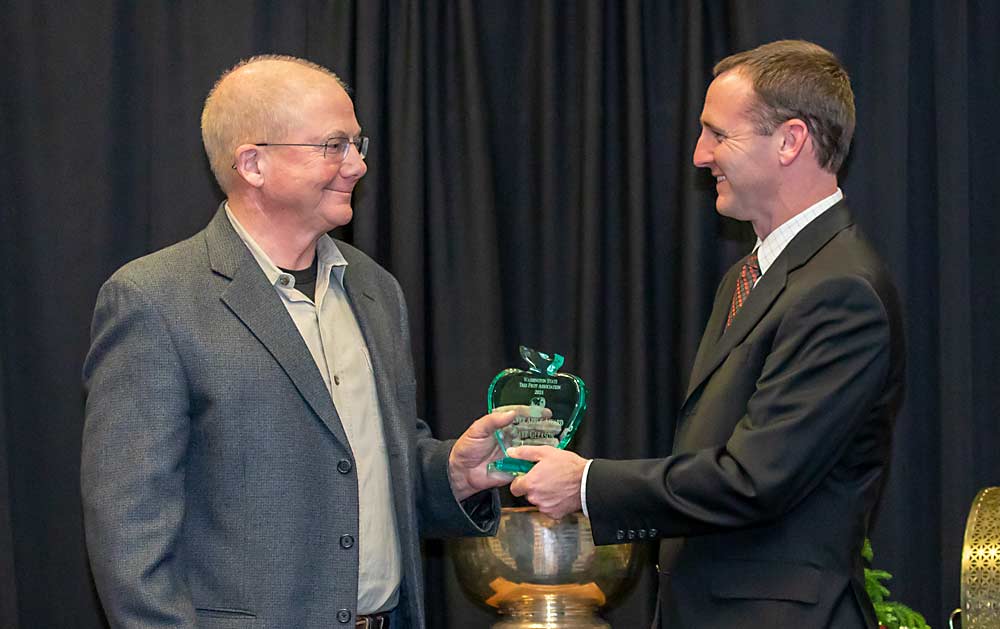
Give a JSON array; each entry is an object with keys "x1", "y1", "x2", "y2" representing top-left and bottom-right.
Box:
[{"x1": 325, "y1": 137, "x2": 369, "y2": 160}]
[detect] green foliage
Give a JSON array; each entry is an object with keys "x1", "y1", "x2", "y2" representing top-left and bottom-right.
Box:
[{"x1": 863, "y1": 538, "x2": 932, "y2": 629}]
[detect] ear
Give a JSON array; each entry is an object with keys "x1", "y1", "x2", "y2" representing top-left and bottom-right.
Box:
[
  {"x1": 232, "y1": 144, "x2": 265, "y2": 188},
  {"x1": 776, "y1": 118, "x2": 809, "y2": 166}
]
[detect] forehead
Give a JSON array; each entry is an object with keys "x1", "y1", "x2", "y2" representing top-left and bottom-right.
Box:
[
  {"x1": 701, "y1": 71, "x2": 755, "y2": 127},
  {"x1": 289, "y1": 79, "x2": 361, "y2": 137}
]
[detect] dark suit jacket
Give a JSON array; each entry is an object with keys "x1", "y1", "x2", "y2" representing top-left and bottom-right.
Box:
[
  {"x1": 586, "y1": 202, "x2": 905, "y2": 628},
  {"x1": 81, "y1": 207, "x2": 498, "y2": 629}
]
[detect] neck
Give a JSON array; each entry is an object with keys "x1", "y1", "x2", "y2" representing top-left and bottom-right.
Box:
[
  {"x1": 752, "y1": 172, "x2": 838, "y2": 240},
  {"x1": 227, "y1": 197, "x2": 320, "y2": 270}
]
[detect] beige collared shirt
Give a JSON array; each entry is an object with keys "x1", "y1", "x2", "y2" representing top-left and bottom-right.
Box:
[{"x1": 226, "y1": 206, "x2": 401, "y2": 614}]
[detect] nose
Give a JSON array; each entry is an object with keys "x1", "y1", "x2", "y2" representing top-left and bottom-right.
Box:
[
  {"x1": 339, "y1": 145, "x2": 367, "y2": 179},
  {"x1": 692, "y1": 130, "x2": 712, "y2": 169}
]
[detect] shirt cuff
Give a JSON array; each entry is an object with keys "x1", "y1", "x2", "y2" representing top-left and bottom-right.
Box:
[{"x1": 581, "y1": 459, "x2": 595, "y2": 518}]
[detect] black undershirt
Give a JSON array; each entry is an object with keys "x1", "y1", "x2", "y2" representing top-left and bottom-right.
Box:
[{"x1": 278, "y1": 256, "x2": 319, "y2": 301}]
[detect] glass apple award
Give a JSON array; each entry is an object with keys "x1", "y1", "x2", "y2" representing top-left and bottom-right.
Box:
[{"x1": 487, "y1": 346, "x2": 587, "y2": 475}]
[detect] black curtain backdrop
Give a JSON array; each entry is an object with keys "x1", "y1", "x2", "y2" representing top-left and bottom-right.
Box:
[{"x1": 2, "y1": 1, "x2": 998, "y2": 627}]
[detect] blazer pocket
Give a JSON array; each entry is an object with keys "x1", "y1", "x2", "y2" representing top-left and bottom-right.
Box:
[
  {"x1": 195, "y1": 607, "x2": 257, "y2": 628},
  {"x1": 709, "y1": 559, "x2": 821, "y2": 604}
]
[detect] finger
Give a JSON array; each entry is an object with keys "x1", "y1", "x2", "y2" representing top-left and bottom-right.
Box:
[
  {"x1": 539, "y1": 501, "x2": 573, "y2": 521},
  {"x1": 504, "y1": 445, "x2": 553, "y2": 462},
  {"x1": 486, "y1": 468, "x2": 515, "y2": 485},
  {"x1": 492, "y1": 404, "x2": 554, "y2": 419},
  {"x1": 537, "y1": 503, "x2": 559, "y2": 519},
  {"x1": 509, "y1": 477, "x2": 527, "y2": 497},
  {"x1": 467, "y1": 409, "x2": 518, "y2": 437}
]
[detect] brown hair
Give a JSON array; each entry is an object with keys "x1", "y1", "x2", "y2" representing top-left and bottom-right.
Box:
[{"x1": 714, "y1": 40, "x2": 855, "y2": 173}]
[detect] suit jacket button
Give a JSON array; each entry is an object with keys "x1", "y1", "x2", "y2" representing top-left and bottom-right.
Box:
[
  {"x1": 336, "y1": 608, "x2": 351, "y2": 623},
  {"x1": 627, "y1": 529, "x2": 636, "y2": 540},
  {"x1": 616, "y1": 529, "x2": 625, "y2": 541},
  {"x1": 340, "y1": 534, "x2": 355, "y2": 549},
  {"x1": 337, "y1": 459, "x2": 352, "y2": 474},
  {"x1": 649, "y1": 528, "x2": 658, "y2": 537}
]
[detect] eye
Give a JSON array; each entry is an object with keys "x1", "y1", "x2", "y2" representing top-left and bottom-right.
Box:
[
  {"x1": 701, "y1": 126, "x2": 725, "y2": 143},
  {"x1": 326, "y1": 138, "x2": 348, "y2": 152}
]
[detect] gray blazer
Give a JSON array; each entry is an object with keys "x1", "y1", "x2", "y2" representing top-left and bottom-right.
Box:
[{"x1": 81, "y1": 206, "x2": 498, "y2": 628}]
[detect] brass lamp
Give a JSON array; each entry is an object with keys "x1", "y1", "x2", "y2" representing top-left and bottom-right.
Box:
[{"x1": 950, "y1": 487, "x2": 1000, "y2": 628}]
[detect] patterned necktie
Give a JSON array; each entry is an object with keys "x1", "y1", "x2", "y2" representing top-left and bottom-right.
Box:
[{"x1": 726, "y1": 250, "x2": 761, "y2": 329}]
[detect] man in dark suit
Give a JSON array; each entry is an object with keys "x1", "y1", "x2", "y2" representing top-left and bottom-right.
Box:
[
  {"x1": 81, "y1": 55, "x2": 525, "y2": 629},
  {"x1": 508, "y1": 40, "x2": 905, "y2": 628}
]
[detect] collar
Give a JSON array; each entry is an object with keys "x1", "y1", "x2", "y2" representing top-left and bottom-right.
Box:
[
  {"x1": 755, "y1": 188, "x2": 844, "y2": 277},
  {"x1": 224, "y1": 203, "x2": 349, "y2": 292}
]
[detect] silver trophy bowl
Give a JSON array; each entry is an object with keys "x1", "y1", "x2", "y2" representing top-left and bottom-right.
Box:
[{"x1": 449, "y1": 506, "x2": 646, "y2": 628}]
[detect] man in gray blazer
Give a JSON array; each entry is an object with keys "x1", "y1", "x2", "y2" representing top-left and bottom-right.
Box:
[
  {"x1": 81, "y1": 55, "x2": 523, "y2": 629},
  {"x1": 507, "y1": 41, "x2": 904, "y2": 628}
]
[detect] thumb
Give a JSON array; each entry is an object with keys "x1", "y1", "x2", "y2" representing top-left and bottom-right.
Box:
[
  {"x1": 505, "y1": 445, "x2": 552, "y2": 462},
  {"x1": 470, "y1": 409, "x2": 517, "y2": 437}
]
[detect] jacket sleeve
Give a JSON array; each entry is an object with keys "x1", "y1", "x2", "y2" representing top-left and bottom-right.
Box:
[
  {"x1": 586, "y1": 275, "x2": 892, "y2": 545},
  {"x1": 80, "y1": 275, "x2": 196, "y2": 627},
  {"x1": 386, "y1": 278, "x2": 500, "y2": 538},
  {"x1": 416, "y1": 436, "x2": 501, "y2": 537}
]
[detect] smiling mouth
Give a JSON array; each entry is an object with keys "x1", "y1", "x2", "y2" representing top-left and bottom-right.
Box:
[{"x1": 715, "y1": 175, "x2": 727, "y2": 183}]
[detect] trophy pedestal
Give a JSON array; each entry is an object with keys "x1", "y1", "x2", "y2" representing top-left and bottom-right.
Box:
[
  {"x1": 493, "y1": 594, "x2": 611, "y2": 628},
  {"x1": 450, "y1": 507, "x2": 645, "y2": 629}
]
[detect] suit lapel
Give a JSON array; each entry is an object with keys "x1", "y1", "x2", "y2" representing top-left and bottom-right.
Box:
[
  {"x1": 682, "y1": 201, "x2": 856, "y2": 406},
  {"x1": 204, "y1": 207, "x2": 352, "y2": 449},
  {"x1": 685, "y1": 258, "x2": 788, "y2": 401},
  {"x1": 686, "y1": 266, "x2": 741, "y2": 400},
  {"x1": 340, "y1": 249, "x2": 406, "y2": 460}
]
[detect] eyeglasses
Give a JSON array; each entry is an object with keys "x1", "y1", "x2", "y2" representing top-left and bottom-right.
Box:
[{"x1": 253, "y1": 136, "x2": 369, "y2": 161}]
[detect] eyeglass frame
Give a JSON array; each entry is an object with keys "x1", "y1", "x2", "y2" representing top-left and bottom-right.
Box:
[{"x1": 230, "y1": 135, "x2": 369, "y2": 169}]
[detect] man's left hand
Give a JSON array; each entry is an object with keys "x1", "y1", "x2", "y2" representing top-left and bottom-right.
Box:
[{"x1": 508, "y1": 446, "x2": 587, "y2": 519}]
